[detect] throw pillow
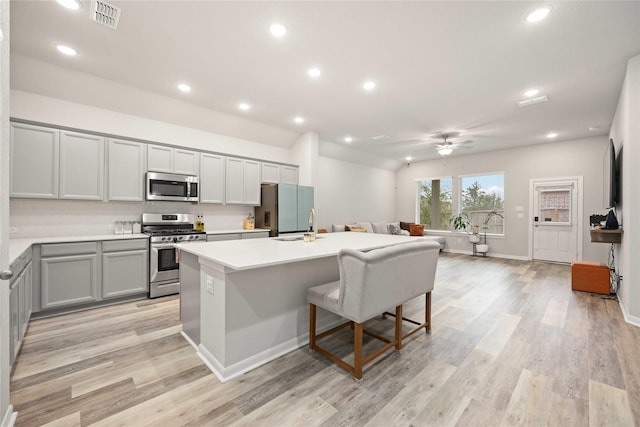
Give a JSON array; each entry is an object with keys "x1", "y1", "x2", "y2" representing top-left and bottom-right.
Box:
[
  {"x1": 345, "y1": 224, "x2": 367, "y2": 232},
  {"x1": 388, "y1": 223, "x2": 403, "y2": 235},
  {"x1": 372, "y1": 222, "x2": 390, "y2": 234},
  {"x1": 400, "y1": 221, "x2": 414, "y2": 231},
  {"x1": 332, "y1": 224, "x2": 346, "y2": 232},
  {"x1": 409, "y1": 223, "x2": 425, "y2": 236},
  {"x1": 356, "y1": 222, "x2": 374, "y2": 234}
]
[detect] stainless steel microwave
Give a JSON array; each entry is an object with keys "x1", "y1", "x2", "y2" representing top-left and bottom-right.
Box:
[{"x1": 146, "y1": 172, "x2": 199, "y2": 202}]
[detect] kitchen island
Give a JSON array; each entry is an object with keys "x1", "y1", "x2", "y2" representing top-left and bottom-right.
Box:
[{"x1": 176, "y1": 232, "x2": 417, "y2": 382}]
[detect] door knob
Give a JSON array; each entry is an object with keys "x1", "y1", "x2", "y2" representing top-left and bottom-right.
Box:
[{"x1": 0, "y1": 269, "x2": 13, "y2": 280}]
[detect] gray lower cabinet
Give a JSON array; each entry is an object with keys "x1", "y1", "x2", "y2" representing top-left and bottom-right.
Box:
[
  {"x1": 37, "y1": 239, "x2": 148, "y2": 314},
  {"x1": 242, "y1": 231, "x2": 270, "y2": 239},
  {"x1": 41, "y1": 252, "x2": 99, "y2": 309},
  {"x1": 102, "y1": 239, "x2": 148, "y2": 298},
  {"x1": 207, "y1": 233, "x2": 242, "y2": 242},
  {"x1": 10, "y1": 258, "x2": 32, "y2": 366}
]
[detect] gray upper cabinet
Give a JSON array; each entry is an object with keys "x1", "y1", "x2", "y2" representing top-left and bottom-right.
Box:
[
  {"x1": 147, "y1": 144, "x2": 173, "y2": 172},
  {"x1": 244, "y1": 160, "x2": 261, "y2": 205},
  {"x1": 59, "y1": 131, "x2": 105, "y2": 200},
  {"x1": 225, "y1": 157, "x2": 261, "y2": 205},
  {"x1": 261, "y1": 162, "x2": 281, "y2": 184},
  {"x1": 174, "y1": 149, "x2": 199, "y2": 175},
  {"x1": 200, "y1": 153, "x2": 225, "y2": 204},
  {"x1": 148, "y1": 144, "x2": 198, "y2": 175},
  {"x1": 10, "y1": 122, "x2": 59, "y2": 198},
  {"x1": 225, "y1": 157, "x2": 245, "y2": 204},
  {"x1": 281, "y1": 166, "x2": 299, "y2": 185},
  {"x1": 108, "y1": 139, "x2": 146, "y2": 201}
]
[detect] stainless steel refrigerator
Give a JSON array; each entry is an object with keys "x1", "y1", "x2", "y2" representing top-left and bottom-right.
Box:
[{"x1": 255, "y1": 184, "x2": 314, "y2": 237}]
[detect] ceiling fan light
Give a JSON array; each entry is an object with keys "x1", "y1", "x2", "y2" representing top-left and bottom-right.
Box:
[{"x1": 438, "y1": 147, "x2": 453, "y2": 156}]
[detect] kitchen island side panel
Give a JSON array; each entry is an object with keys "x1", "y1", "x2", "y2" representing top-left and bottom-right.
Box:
[{"x1": 179, "y1": 251, "x2": 201, "y2": 346}]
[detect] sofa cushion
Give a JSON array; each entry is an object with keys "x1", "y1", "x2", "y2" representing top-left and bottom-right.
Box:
[
  {"x1": 332, "y1": 224, "x2": 346, "y2": 232},
  {"x1": 372, "y1": 222, "x2": 390, "y2": 234},
  {"x1": 356, "y1": 222, "x2": 374, "y2": 234},
  {"x1": 409, "y1": 224, "x2": 425, "y2": 236}
]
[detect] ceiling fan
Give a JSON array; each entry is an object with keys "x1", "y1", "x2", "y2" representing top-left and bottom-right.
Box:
[{"x1": 430, "y1": 132, "x2": 473, "y2": 156}]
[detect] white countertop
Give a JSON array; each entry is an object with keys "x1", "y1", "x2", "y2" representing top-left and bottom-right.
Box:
[
  {"x1": 176, "y1": 232, "x2": 418, "y2": 271},
  {"x1": 205, "y1": 228, "x2": 270, "y2": 235},
  {"x1": 8, "y1": 234, "x2": 148, "y2": 266}
]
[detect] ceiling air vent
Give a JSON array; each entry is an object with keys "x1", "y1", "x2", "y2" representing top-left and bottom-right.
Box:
[
  {"x1": 90, "y1": 0, "x2": 121, "y2": 30},
  {"x1": 517, "y1": 95, "x2": 548, "y2": 107}
]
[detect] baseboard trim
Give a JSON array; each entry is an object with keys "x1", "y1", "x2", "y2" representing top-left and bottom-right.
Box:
[
  {"x1": 197, "y1": 318, "x2": 344, "y2": 383},
  {"x1": 1, "y1": 405, "x2": 16, "y2": 427},
  {"x1": 441, "y1": 249, "x2": 528, "y2": 261},
  {"x1": 618, "y1": 297, "x2": 640, "y2": 327},
  {"x1": 180, "y1": 331, "x2": 198, "y2": 351}
]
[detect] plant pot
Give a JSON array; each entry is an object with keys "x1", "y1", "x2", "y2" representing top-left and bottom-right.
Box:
[
  {"x1": 469, "y1": 234, "x2": 481, "y2": 243},
  {"x1": 476, "y1": 244, "x2": 489, "y2": 253}
]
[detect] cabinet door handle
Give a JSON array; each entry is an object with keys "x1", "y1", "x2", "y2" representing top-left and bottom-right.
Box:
[{"x1": 0, "y1": 269, "x2": 14, "y2": 280}]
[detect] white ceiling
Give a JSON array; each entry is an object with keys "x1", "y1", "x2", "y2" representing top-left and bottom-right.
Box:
[{"x1": 9, "y1": 1, "x2": 640, "y2": 165}]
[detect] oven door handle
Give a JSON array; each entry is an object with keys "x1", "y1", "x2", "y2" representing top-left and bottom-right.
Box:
[{"x1": 153, "y1": 244, "x2": 177, "y2": 250}]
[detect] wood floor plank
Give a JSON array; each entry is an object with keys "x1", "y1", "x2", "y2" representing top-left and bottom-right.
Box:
[
  {"x1": 9, "y1": 253, "x2": 640, "y2": 426},
  {"x1": 588, "y1": 380, "x2": 634, "y2": 427},
  {"x1": 500, "y1": 369, "x2": 554, "y2": 427}
]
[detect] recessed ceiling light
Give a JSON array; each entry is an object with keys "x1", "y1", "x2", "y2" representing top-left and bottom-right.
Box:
[
  {"x1": 238, "y1": 103, "x2": 251, "y2": 111},
  {"x1": 56, "y1": 0, "x2": 80, "y2": 10},
  {"x1": 525, "y1": 6, "x2": 552, "y2": 23},
  {"x1": 362, "y1": 81, "x2": 376, "y2": 91},
  {"x1": 308, "y1": 68, "x2": 321, "y2": 78},
  {"x1": 294, "y1": 116, "x2": 305, "y2": 124},
  {"x1": 270, "y1": 23, "x2": 287, "y2": 38},
  {"x1": 524, "y1": 88, "x2": 539, "y2": 97},
  {"x1": 344, "y1": 136, "x2": 353, "y2": 143},
  {"x1": 589, "y1": 126, "x2": 600, "y2": 131},
  {"x1": 405, "y1": 156, "x2": 412, "y2": 162},
  {"x1": 546, "y1": 132, "x2": 558, "y2": 139},
  {"x1": 177, "y1": 83, "x2": 191, "y2": 93},
  {"x1": 56, "y1": 44, "x2": 77, "y2": 56}
]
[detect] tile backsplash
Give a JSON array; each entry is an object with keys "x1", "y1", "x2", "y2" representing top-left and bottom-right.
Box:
[{"x1": 10, "y1": 199, "x2": 254, "y2": 238}]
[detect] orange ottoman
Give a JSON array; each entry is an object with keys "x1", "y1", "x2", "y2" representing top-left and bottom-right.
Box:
[{"x1": 571, "y1": 261, "x2": 610, "y2": 295}]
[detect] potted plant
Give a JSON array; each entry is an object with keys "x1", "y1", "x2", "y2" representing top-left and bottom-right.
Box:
[{"x1": 450, "y1": 213, "x2": 470, "y2": 233}]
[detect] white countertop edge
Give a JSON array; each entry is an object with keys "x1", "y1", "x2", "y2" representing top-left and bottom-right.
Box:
[
  {"x1": 8, "y1": 234, "x2": 148, "y2": 266},
  {"x1": 205, "y1": 228, "x2": 270, "y2": 235}
]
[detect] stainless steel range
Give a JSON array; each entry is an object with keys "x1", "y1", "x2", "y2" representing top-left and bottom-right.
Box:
[{"x1": 142, "y1": 213, "x2": 206, "y2": 298}]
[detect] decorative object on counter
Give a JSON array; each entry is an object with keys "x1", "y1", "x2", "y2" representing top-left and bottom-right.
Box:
[
  {"x1": 195, "y1": 214, "x2": 205, "y2": 231},
  {"x1": 243, "y1": 213, "x2": 255, "y2": 230},
  {"x1": 123, "y1": 221, "x2": 133, "y2": 234},
  {"x1": 114, "y1": 221, "x2": 124, "y2": 235},
  {"x1": 303, "y1": 232, "x2": 316, "y2": 242},
  {"x1": 132, "y1": 221, "x2": 141, "y2": 234}
]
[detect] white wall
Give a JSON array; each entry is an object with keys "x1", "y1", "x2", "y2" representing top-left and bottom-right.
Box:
[
  {"x1": 316, "y1": 155, "x2": 396, "y2": 231},
  {"x1": 610, "y1": 54, "x2": 640, "y2": 325},
  {"x1": 0, "y1": 1, "x2": 12, "y2": 425},
  {"x1": 11, "y1": 90, "x2": 293, "y2": 164},
  {"x1": 396, "y1": 136, "x2": 610, "y2": 261}
]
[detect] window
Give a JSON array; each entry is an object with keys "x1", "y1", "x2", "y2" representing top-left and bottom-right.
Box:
[
  {"x1": 417, "y1": 177, "x2": 452, "y2": 230},
  {"x1": 460, "y1": 173, "x2": 505, "y2": 234}
]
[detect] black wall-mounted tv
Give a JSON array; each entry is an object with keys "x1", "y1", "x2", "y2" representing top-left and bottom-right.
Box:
[{"x1": 603, "y1": 138, "x2": 618, "y2": 209}]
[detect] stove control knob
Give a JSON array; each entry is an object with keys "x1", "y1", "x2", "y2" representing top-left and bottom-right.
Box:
[{"x1": 173, "y1": 237, "x2": 179, "y2": 243}]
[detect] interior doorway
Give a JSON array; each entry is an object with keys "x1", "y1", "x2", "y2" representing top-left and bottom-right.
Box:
[{"x1": 529, "y1": 177, "x2": 583, "y2": 263}]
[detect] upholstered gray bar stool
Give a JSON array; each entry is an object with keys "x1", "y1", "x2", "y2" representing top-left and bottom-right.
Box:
[{"x1": 307, "y1": 240, "x2": 440, "y2": 379}]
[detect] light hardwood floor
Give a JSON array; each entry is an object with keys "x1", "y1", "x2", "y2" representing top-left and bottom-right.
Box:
[{"x1": 10, "y1": 253, "x2": 640, "y2": 426}]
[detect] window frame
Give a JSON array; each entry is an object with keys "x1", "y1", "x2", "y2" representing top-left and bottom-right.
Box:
[
  {"x1": 414, "y1": 175, "x2": 454, "y2": 232},
  {"x1": 458, "y1": 171, "x2": 506, "y2": 237}
]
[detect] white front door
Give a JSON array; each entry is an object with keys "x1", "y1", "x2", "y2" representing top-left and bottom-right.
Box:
[{"x1": 531, "y1": 178, "x2": 582, "y2": 263}]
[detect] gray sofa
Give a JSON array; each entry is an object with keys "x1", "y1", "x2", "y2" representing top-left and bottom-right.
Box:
[{"x1": 331, "y1": 221, "x2": 445, "y2": 250}]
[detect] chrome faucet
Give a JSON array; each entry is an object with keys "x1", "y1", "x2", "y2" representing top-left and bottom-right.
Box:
[{"x1": 308, "y1": 208, "x2": 317, "y2": 237}]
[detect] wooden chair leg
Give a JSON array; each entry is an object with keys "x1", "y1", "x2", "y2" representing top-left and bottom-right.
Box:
[
  {"x1": 395, "y1": 304, "x2": 403, "y2": 350},
  {"x1": 354, "y1": 322, "x2": 363, "y2": 379},
  {"x1": 309, "y1": 304, "x2": 316, "y2": 349},
  {"x1": 425, "y1": 292, "x2": 432, "y2": 333}
]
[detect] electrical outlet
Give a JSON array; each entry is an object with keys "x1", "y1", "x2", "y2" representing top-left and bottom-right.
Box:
[
  {"x1": 9, "y1": 227, "x2": 17, "y2": 233},
  {"x1": 206, "y1": 275, "x2": 214, "y2": 295},
  {"x1": 457, "y1": 238, "x2": 461, "y2": 243}
]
